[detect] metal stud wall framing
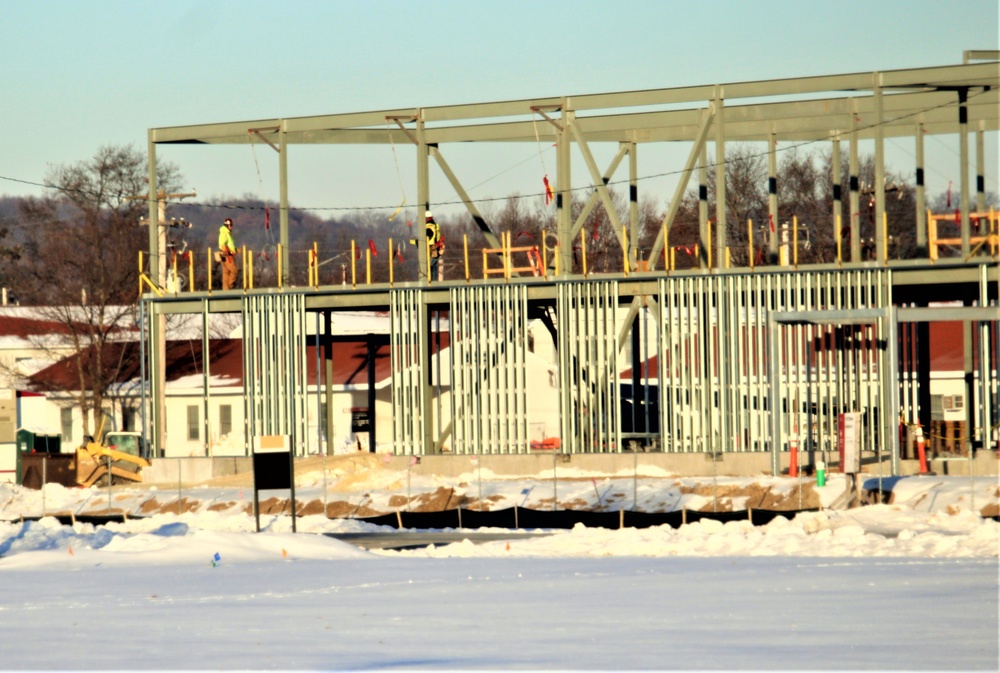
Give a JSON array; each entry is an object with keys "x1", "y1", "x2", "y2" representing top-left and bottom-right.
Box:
[
  {"x1": 656, "y1": 269, "x2": 890, "y2": 455},
  {"x1": 558, "y1": 281, "x2": 621, "y2": 454},
  {"x1": 241, "y1": 294, "x2": 308, "y2": 454},
  {"x1": 390, "y1": 289, "x2": 426, "y2": 456},
  {"x1": 448, "y1": 285, "x2": 530, "y2": 454}
]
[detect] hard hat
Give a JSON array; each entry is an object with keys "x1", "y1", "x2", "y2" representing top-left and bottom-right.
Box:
[{"x1": 425, "y1": 211, "x2": 433, "y2": 219}]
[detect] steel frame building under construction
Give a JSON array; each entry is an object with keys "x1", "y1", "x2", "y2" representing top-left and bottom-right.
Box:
[{"x1": 140, "y1": 51, "x2": 1000, "y2": 476}]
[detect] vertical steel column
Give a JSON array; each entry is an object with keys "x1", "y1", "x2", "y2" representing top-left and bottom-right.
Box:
[
  {"x1": 416, "y1": 111, "x2": 430, "y2": 281},
  {"x1": 714, "y1": 85, "x2": 727, "y2": 269},
  {"x1": 202, "y1": 298, "x2": 211, "y2": 457},
  {"x1": 279, "y1": 122, "x2": 290, "y2": 287},
  {"x1": 628, "y1": 141, "x2": 638, "y2": 269},
  {"x1": 557, "y1": 100, "x2": 573, "y2": 276},
  {"x1": 699, "y1": 145, "x2": 709, "y2": 269},
  {"x1": 885, "y1": 306, "x2": 901, "y2": 474},
  {"x1": 832, "y1": 136, "x2": 842, "y2": 263},
  {"x1": 149, "y1": 301, "x2": 165, "y2": 457},
  {"x1": 915, "y1": 122, "x2": 927, "y2": 257},
  {"x1": 768, "y1": 133, "x2": 778, "y2": 263},
  {"x1": 147, "y1": 133, "x2": 166, "y2": 457},
  {"x1": 976, "y1": 120, "x2": 987, "y2": 233},
  {"x1": 874, "y1": 73, "x2": 887, "y2": 264},
  {"x1": 849, "y1": 102, "x2": 861, "y2": 263},
  {"x1": 958, "y1": 88, "x2": 971, "y2": 257},
  {"x1": 768, "y1": 309, "x2": 781, "y2": 475},
  {"x1": 324, "y1": 311, "x2": 334, "y2": 455}
]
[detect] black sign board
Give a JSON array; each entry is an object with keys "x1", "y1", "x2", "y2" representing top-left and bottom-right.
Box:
[
  {"x1": 252, "y1": 435, "x2": 297, "y2": 533},
  {"x1": 351, "y1": 407, "x2": 370, "y2": 433}
]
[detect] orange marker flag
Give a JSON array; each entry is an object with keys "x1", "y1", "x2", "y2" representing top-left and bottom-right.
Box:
[
  {"x1": 282, "y1": 548, "x2": 288, "y2": 559},
  {"x1": 543, "y1": 175, "x2": 554, "y2": 205}
]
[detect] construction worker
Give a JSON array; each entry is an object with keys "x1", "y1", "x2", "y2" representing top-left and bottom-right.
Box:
[
  {"x1": 218, "y1": 217, "x2": 238, "y2": 290},
  {"x1": 425, "y1": 211, "x2": 443, "y2": 279}
]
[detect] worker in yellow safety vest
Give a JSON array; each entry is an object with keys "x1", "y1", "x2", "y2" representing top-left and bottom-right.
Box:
[
  {"x1": 218, "y1": 217, "x2": 238, "y2": 290},
  {"x1": 425, "y1": 211, "x2": 444, "y2": 278}
]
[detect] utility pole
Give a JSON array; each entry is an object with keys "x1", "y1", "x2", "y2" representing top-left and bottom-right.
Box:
[
  {"x1": 129, "y1": 188, "x2": 197, "y2": 289},
  {"x1": 127, "y1": 188, "x2": 195, "y2": 458}
]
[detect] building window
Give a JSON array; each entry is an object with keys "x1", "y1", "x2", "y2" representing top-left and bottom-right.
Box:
[
  {"x1": 186, "y1": 405, "x2": 199, "y2": 441},
  {"x1": 219, "y1": 405, "x2": 232, "y2": 437},
  {"x1": 61, "y1": 408, "x2": 73, "y2": 443},
  {"x1": 122, "y1": 407, "x2": 135, "y2": 432}
]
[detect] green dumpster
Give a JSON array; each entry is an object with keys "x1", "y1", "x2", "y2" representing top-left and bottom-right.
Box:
[{"x1": 15, "y1": 428, "x2": 62, "y2": 486}]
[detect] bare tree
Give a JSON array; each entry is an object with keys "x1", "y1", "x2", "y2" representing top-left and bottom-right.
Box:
[{"x1": 10, "y1": 145, "x2": 182, "y2": 438}]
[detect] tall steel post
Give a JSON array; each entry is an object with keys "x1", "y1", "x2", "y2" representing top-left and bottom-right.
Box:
[
  {"x1": 628, "y1": 141, "x2": 638, "y2": 269},
  {"x1": 768, "y1": 133, "x2": 778, "y2": 263},
  {"x1": 958, "y1": 88, "x2": 971, "y2": 257},
  {"x1": 915, "y1": 122, "x2": 927, "y2": 257},
  {"x1": 976, "y1": 120, "x2": 986, "y2": 233},
  {"x1": 557, "y1": 100, "x2": 573, "y2": 276},
  {"x1": 416, "y1": 111, "x2": 430, "y2": 281},
  {"x1": 832, "y1": 135, "x2": 842, "y2": 261},
  {"x1": 699, "y1": 144, "x2": 709, "y2": 269},
  {"x1": 146, "y1": 133, "x2": 166, "y2": 457},
  {"x1": 279, "y1": 122, "x2": 290, "y2": 286},
  {"x1": 714, "y1": 86, "x2": 727, "y2": 269},
  {"x1": 874, "y1": 74, "x2": 887, "y2": 263},
  {"x1": 849, "y1": 102, "x2": 861, "y2": 262}
]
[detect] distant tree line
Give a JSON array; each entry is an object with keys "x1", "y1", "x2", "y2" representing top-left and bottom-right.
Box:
[{"x1": 1, "y1": 143, "x2": 996, "y2": 300}]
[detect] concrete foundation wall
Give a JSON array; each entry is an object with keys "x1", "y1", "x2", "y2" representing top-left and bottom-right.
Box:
[{"x1": 140, "y1": 450, "x2": 999, "y2": 485}]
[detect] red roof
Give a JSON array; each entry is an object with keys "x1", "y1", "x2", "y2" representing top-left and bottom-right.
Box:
[
  {"x1": 27, "y1": 337, "x2": 431, "y2": 391},
  {"x1": 0, "y1": 316, "x2": 85, "y2": 339}
]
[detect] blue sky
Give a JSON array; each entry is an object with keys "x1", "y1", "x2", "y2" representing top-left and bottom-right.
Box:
[{"x1": 1, "y1": 0, "x2": 997, "y2": 222}]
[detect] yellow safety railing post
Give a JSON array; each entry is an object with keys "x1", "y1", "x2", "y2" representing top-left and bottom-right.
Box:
[
  {"x1": 581, "y1": 228, "x2": 588, "y2": 278},
  {"x1": 882, "y1": 211, "x2": 888, "y2": 264},
  {"x1": 664, "y1": 219, "x2": 670, "y2": 272},
  {"x1": 351, "y1": 241, "x2": 357, "y2": 289},
  {"x1": 622, "y1": 225, "x2": 629, "y2": 276},
  {"x1": 389, "y1": 238, "x2": 394, "y2": 287},
  {"x1": 725, "y1": 246, "x2": 731, "y2": 269},
  {"x1": 463, "y1": 234, "x2": 470, "y2": 283},
  {"x1": 541, "y1": 238, "x2": 547, "y2": 278},
  {"x1": 928, "y1": 209, "x2": 938, "y2": 262},
  {"x1": 707, "y1": 218, "x2": 712, "y2": 270},
  {"x1": 748, "y1": 219, "x2": 755, "y2": 271},
  {"x1": 138, "y1": 251, "x2": 143, "y2": 297},
  {"x1": 248, "y1": 250, "x2": 254, "y2": 290},
  {"x1": 188, "y1": 252, "x2": 194, "y2": 292},
  {"x1": 277, "y1": 243, "x2": 283, "y2": 289},
  {"x1": 171, "y1": 252, "x2": 178, "y2": 296},
  {"x1": 836, "y1": 214, "x2": 843, "y2": 268},
  {"x1": 242, "y1": 246, "x2": 248, "y2": 291},
  {"x1": 366, "y1": 248, "x2": 371, "y2": 285},
  {"x1": 793, "y1": 215, "x2": 799, "y2": 269},
  {"x1": 481, "y1": 248, "x2": 487, "y2": 280}
]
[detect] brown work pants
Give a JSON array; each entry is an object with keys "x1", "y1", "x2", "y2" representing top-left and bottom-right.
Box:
[{"x1": 222, "y1": 254, "x2": 238, "y2": 290}]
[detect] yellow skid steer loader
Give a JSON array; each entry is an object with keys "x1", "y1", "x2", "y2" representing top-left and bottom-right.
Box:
[{"x1": 76, "y1": 428, "x2": 151, "y2": 488}]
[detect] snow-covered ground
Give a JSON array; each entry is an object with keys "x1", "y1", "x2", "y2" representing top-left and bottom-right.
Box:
[{"x1": 1, "y1": 461, "x2": 997, "y2": 670}]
